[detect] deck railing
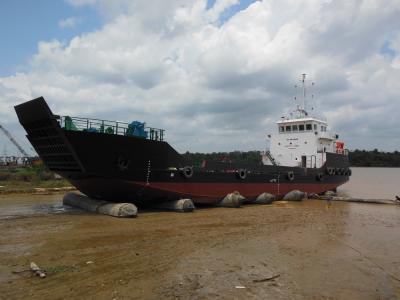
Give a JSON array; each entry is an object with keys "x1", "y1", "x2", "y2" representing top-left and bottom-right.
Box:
[{"x1": 59, "y1": 116, "x2": 165, "y2": 141}]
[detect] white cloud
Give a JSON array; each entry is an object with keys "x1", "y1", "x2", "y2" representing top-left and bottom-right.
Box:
[
  {"x1": 2, "y1": 0, "x2": 400, "y2": 155},
  {"x1": 58, "y1": 17, "x2": 80, "y2": 28}
]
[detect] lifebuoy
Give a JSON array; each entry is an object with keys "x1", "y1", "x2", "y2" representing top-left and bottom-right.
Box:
[
  {"x1": 316, "y1": 173, "x2": 323, "y2": 181},
  {"x1": 287, "y1": 171, "x2": 295, "y2": 181},
  {"x1": 181, "y1": 166, "x2": 193, "y2": 178},
  {"x1": 236, "y1": 169, "x2": 247, "y2": 180}
]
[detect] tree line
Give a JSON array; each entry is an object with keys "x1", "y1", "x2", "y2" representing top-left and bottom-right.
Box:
[
  {"x1": 182, "y1": 149, "x2": 400, "y2": 167},
  {"x1": 348, "y1": 149, "x2": 400, "y2": 167}
]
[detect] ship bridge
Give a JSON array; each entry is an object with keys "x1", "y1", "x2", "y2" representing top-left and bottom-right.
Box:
[{"x1": 262, "y1": 74, "x2": 348, "y2": 168}]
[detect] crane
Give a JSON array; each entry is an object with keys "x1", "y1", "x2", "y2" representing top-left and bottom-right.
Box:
[{"x1": 0, "y1": 123, "x2": 29, "y2": 157}]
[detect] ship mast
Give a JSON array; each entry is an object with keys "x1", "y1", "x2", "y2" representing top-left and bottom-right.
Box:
[
  {"x1": 301, "y1": 73, "x2": 306, "y2": 115},
  {"x1": 294, "y1": 73, "x2": 312, "y2": 119}
]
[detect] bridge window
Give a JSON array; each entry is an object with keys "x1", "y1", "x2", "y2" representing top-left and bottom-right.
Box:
[
  {"x1": 292, "y1": 125, "x2": 298, "y2": 131},
  {"x1": 314, "y1": 124, "x2": 317, "y2": 130},
  {"x1": 299, "y1": 124, "x2": 305, "y2": 131},
  {"x1": 285, "y1": 125, "x2": 291, "y2": 132},
  {"x1": 306, "y1": 124, "x2": 312, "y2": 131},
  {"x1": 279, "y1": 126, "x2": 284, "y2": 132}
]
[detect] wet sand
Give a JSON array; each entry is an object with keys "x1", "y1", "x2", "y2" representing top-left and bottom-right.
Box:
[{"x1": 1, "y1": 194, "x2": 400, "y2": 299}]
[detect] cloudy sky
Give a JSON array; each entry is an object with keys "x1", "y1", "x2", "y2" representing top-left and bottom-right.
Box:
[{"x1": 1, "y1": 0, "x2": 400, "y2": 156}]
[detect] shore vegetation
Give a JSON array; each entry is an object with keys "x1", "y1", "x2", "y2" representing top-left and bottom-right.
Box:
[
  {"x1": 182, "y1": 149, "x2": 400, "y2": 167},
  {"x1": 0, "y1": 163, "x2": 71, "y2": 193}
]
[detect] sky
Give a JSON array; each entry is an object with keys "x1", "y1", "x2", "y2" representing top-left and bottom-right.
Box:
[{"x1": 0, "y1": 0, "x2": 400, "y2": 156}]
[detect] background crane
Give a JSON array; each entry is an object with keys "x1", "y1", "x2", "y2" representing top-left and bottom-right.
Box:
[{"x1": 0, "y1": 123, "x2": 29, "y2": 157}]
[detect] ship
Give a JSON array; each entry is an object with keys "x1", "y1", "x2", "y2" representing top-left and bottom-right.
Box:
[{"x1": 14, "y1": 75, "x2": 350, "y2": 205}]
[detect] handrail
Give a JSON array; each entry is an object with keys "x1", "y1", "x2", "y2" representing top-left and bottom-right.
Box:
[
  {"x1": 265, "y1": 150, "x2": 278, "y2": 166},
  {"x1": 59, "y1": 116, "x2": 165, "y2": 141}
]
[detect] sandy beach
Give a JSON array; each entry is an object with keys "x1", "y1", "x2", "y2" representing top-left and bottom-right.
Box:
[{"x1": 1, "y1": 193, "x2": 400, "y2": 299}]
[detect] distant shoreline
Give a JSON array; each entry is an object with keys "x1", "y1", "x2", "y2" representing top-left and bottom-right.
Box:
[
  {"x1": 182, "y1": 149, "x2": 400, "y2": 168},
  {"x1": 349, "y1": 166, "x2": 400, "y2": 168},
  {"x1": 0, "y1": 165, "x2": 74, "y2": 195}
]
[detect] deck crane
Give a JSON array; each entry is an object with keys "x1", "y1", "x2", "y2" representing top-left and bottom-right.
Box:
[{"x1": 0, "y1": 123, "x2": 29, "y2": 157}]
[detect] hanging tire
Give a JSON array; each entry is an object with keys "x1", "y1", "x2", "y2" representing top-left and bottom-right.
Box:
[
  {"x1": 287, "y1": 171, "x2": 295, "y2": 181},
  {"x1": 348, "y1": 169, "x2": 352, "y2": 176},
  {"x1": 236, "y1": 169, "x2": 247, "y2": 180},
  {"x1": 116, "y1": 155, "x2": 130, "y2": 171},
  {"x1": 316, "y1": 173, "x2": 323, "y2": 181},
  {"x1": 180, "y1": 166, "x2": 193, "y2": 178},
  {"x1": 326, "y1": 167, "x2": 334, "y2": 175}
]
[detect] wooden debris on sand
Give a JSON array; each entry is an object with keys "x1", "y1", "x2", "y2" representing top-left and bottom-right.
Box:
[
  {"x1": 253, "y1": 274, "x2": 280, "y2": 283},
  {"x1": 30, "y1": 262, "x2": 46, "y2": 278}
]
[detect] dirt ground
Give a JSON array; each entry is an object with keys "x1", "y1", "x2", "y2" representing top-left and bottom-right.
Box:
[{"x1": 1, "y1": 194, "x2": 400, "y2": 300}]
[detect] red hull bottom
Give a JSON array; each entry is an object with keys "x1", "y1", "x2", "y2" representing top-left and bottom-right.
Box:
[
  {"x1": 71, "y1": 177, "x2": 347, "y2": 204},
  {"x1": 133, "y1": 181, "x2": 346, "y2": 204}
]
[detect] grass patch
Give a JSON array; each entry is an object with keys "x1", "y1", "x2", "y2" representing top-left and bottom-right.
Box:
[{"x1": 0, "y1": 165, "x2": 72, "y2": 193}]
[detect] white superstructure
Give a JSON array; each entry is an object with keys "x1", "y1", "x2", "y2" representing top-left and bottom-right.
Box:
[{"x1": 262, "y1": 74, "x2": 347, "y2": 168}]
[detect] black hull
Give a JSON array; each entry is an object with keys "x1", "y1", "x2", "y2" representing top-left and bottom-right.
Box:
[{"x1": 15, "y1": 97, "x2": 350, "y2": 205}]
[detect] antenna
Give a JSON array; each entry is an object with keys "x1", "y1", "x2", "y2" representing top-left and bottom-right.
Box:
[
  {"x1": 292, "y1": 74, "x2": 317, "y2": 119},
  {"x1": 302, "y1": 73, "x2": 306, "y2": 113}
]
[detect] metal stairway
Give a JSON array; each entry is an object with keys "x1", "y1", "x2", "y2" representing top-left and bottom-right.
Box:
[{"x1": 265, "y1": 150, "x2": 278, "y2": 166}]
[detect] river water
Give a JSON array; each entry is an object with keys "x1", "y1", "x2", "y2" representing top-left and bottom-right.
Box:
[{"x1": 338, "y1": 167, "x2": 400, "y2": 199}]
